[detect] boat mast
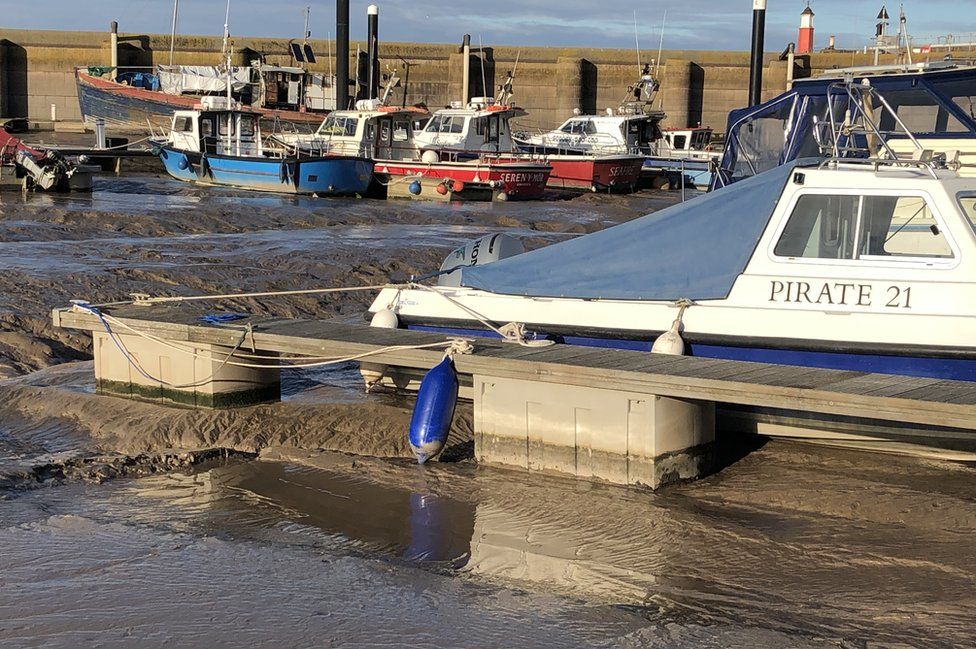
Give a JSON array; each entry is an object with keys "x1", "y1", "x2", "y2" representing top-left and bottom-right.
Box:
[
  {"x1": 223, "y1": 0, "x2": 233, "y2": 154},
  {"x1": 302, "y1": 6, "x2": 310, "y2": 70},
  {"x1": 169, "y1": 0, "x2": 180, "y2": 67}
]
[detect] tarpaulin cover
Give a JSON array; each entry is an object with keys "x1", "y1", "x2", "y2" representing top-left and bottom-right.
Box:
[
  {"x1": 459, "y1": 161, "x2": 798, "y2": 301},
  {"x1": 157, "y1": 66, "x2": 251, "y2": 95}
]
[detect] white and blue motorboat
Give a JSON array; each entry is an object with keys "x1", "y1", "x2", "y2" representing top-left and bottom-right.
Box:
[
  {"x1": 154, "y1": 96, "x2": 374, "y2": 195},
  {"x1": 365, "y1": 84, "x2": 976, "y2": 453}
]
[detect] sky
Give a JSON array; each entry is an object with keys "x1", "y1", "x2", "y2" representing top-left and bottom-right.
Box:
[{"x1": 4, "y1": 1, "x2": 975, "y2": 52}]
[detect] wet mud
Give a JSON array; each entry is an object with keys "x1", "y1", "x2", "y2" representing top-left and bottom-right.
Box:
[{"x1": 1, "y1": 174, "x2": 973, "y2": 647}]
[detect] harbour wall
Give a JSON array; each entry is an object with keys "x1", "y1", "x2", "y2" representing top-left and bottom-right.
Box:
[{"x1": 1, "y1": 27, "x2": 965, "y2": 132}]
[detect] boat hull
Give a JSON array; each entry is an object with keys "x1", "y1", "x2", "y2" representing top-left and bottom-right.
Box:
[
  {"x1": 401, "y1": 321, "x2": 976, "y2": 382},
  {"x1": 374, "y1": 159, "x2": 551, "y2": 201},
  {"x1": 501, "y1": 154, "x2": 645, "y2": 192},
  {"x1": 76, "y1": 71, "x2": 322, "y2": 132},
  {"x1": 158, "y1": 146, "x2": 374, "y2": 195}
]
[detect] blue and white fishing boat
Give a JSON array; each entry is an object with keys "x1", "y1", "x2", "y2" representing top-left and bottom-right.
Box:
[
  {"x1": 364, "y1": 82, "x2": 976, "y2": 453},
  {"x1": 154, "y1": 96, "x2": 374, "y2": 195}
]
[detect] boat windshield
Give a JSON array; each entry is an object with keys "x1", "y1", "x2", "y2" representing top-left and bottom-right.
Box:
[
  {"x1": 426, "y1": 115, "x2": 465, "y2": 134},
  {"x1": 319, "y1": 115, "x2": 359, "y2": 137},
  {"x1": 560, "y1": 120, "x2": 595, "y2": 135},
  {"x1": 958, "y1": 194, "x2": 976, "y2": 234}
]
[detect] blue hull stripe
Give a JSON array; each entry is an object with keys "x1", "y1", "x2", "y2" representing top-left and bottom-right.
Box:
[{"x1": 406, "y1": 324, "x2": 976, "y2": 382}]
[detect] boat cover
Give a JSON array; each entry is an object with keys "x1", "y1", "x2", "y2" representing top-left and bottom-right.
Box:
[
  {"x1": 712, "y1": 65, "x2": 976, "y2": 189},
  {"x1": 459, "y1": 161, "x2": 797, "y2": 301},
  {"x1": 157, "y1": 66, "x2": 251, "y2": 95}
]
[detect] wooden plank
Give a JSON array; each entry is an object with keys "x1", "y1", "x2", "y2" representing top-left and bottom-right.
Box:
[{"x1": 894, "y1": 381, "x2": 976, "y2": 404}]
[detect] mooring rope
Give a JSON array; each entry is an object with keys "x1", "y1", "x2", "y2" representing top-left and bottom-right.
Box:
[{"x1": 73, "y1": 301, "x2": 470, "y2": 376}]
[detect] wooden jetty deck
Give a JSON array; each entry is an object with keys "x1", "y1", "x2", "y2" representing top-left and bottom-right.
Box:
[{"x1": 53, "y1": 303, "x2": 976, "y2": 487}]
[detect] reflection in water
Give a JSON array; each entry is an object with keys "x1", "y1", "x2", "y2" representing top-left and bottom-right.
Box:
[{"x1": 101, "y1": 449, "x2": 976, "y2": 648}]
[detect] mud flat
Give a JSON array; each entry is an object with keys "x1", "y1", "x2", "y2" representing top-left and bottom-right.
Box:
[{"x1": 1, "y1": 175, "x2": 974, "y2": 647}]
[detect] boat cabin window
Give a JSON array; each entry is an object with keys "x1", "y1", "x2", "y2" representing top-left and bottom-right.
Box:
[
  {"x1": 393, "y1": 120, "x2": 410, "y2": 142},
  {"x1": 475, "y1": 116, "x2": 500, "y2": 143},
  {"x1": 218, "y1": 113, "x2": 231, "y2": 136},
  {"x1": 876, "y1": 89, "x2": 968, "y2": 135},
  {"x1": 775, "y1": 194, "x2": 860, "y2": 259},
  {"x1": 775, "y1": 193, "x2": 954, "y2": 261},
  {"x1": 426, "y1": 115, "x2": 465, "y2": 134},
  {"x1": 957, "y1": 194, "x2": 976, "y2": 234},
  {"x1": 239, "y1": 114, "x2": 256, "y2": 137},
  {"x1": 174, "y1": 116, "x2": 193, "y2": 132},
  {"x1": 672, "y1": 135, "x2": 688, "y2": 150},
  {"x1": 560, "y1": 120, "x2": 596, "y2": 135},
  {"x1": 859, "y1": 196, "x2": 953, "y2": 259}
]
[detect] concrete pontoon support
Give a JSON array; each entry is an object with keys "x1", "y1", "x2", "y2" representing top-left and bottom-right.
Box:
[
  {"x1": 92, "y1": 331, "x2": 280, "y2": 408},
  {"x1": 474, "y1": 375, "x2": 715, "y2": 489}
]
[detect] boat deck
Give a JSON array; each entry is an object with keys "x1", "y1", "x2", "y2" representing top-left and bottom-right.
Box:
[{"x1": 53, "y1": 304, "x2": 976, "y2": 432}]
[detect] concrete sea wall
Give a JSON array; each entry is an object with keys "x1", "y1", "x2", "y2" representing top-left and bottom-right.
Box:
[{"x1": 1, "y1": 27, "x2": 964, "y2": 132}]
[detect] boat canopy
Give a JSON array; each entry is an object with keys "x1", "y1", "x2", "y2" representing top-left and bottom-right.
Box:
[
  {"x1": 157, "y1": 65, "x2": 251, "y2": 95},
  {"x1": 459, "y1": 161, "x2": 797, "y2": 301},
  {"x1": 712, "y1": 65, "x2": 976, "y2": 189}
]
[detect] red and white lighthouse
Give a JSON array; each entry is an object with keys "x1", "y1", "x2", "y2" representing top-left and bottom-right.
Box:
[{"x1": 797, "y1": 4, "x2": 815, "y2": 54}]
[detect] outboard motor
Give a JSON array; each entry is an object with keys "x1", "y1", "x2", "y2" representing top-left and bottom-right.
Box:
[{"x1": 438, "y1": 233, "x2": 525, "y2": 287}]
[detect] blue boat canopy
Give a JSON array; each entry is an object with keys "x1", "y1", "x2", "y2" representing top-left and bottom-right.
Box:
[
  {"x1": 712, "y1": 64, "x2": 976, "y2": 189},
  {"x1": 459, "y1": 161, "x2": 797, "y2": 302}
]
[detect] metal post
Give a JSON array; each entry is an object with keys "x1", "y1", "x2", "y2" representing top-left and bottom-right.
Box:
[
  {"x1": 110, "y1": 21, "x2": 119, "y2": 72},
  {"x1": 169, "y1": 0, "x2": 179, "y2": 67},
  {"x1": 367, "y1": 5, "x2": 379, "y2": 101},
  {"x1": 336, "y1": 0, "x2": 349, "y2": 110},
  {"x1": 462, "y1": 34, "x2": 471, "y2": 105},
  {"x1": 748, "y1": 0, "x2": 766, "y2": 106},
  {"x1": 95, "y1": 118, "x2": 107, "y2": 149},
  {"x1": 786, "y1": 42, "x2": 795, "y2": 91}
]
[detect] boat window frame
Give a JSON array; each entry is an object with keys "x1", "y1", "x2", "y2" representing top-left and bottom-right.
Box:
[
  {"x1": 768, "y1": 187, "x2": 961, "y2": 270},
  {"x1": 956, "y1": 191, "x2": 976, "y2": 237}
]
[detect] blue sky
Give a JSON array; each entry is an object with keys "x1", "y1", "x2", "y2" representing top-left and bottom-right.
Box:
[{"x1": 4, "y1": 1, "x2": 974, "y2": 52}]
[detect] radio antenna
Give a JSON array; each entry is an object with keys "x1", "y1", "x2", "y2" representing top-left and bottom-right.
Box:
[
  {"x1": 634, "y1": 10, "x2": 641, "y2": 73},
  {"x1": 655, "y1": 10, "x2": 667, "y2": 76},
  {"x1": 478, "y1": 34, "x2": 488, "y2": 100}
]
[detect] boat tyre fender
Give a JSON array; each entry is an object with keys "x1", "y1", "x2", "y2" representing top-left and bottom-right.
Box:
[{"x1": 198, "y1": 154, "x2": 211, "y2": 179}]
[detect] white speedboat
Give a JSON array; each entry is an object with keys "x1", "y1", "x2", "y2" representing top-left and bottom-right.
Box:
[
  {"x1": 515, "y1": 65, "x2": 666, "y2": 157},
  {"x1": 366, "y1": 83, "x2": 976, "y2": 451},
  {"x1": 373, "y1": 156, "x2": 975, "y2": 381}
]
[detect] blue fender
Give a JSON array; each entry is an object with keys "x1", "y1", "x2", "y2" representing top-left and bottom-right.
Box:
[
  {"x1": 177, "y1": 156, "x2": 189, "y2": 170},
  {"x1": 408, "y1": 356, "x2": 458, "y2": 464}
]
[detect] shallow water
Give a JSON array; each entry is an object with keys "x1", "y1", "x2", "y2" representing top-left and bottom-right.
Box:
[{"x1": 0, "y1": 174, "x2": 973, "y2": 647}]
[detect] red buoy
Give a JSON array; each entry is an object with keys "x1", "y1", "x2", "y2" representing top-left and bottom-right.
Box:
[
  {"x1": 436, "y1": 183, "x2": 449, "y2": 195},
  {"x1": 453, "y1": 181, "x2": 465, "y2": 193}
]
